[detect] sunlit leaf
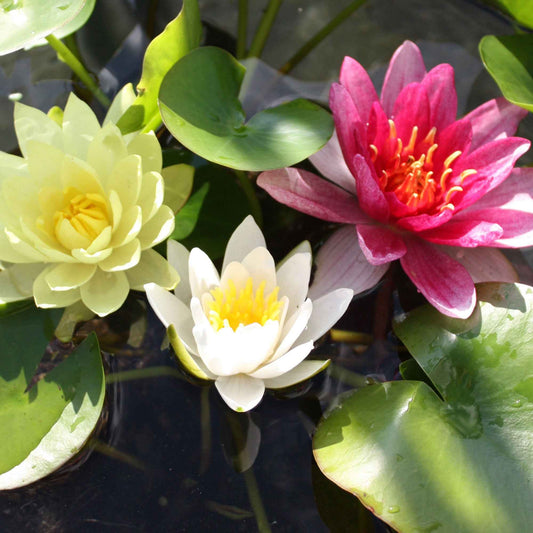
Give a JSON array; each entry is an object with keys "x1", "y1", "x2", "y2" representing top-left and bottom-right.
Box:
[
  {"x1": 159, "y1": 46, "x2": 334, "y2": 171},
  {"x1": 0, "y1": 0, "x2": 87, "y2": 56},
  {"x1": 171, "y1": 181, "x2": 209, "y2": 240},
  {"x1": 0, "y1": 307, "x2": 105, "y2": 489},
  {"x1": 480, "y1": 34, "x2": 533, "y2": 112},
  {"x1": 161, "y1": 163, "x2": 195, "y2": 214},
  {"x1": 481, "y1": 0, "x2": 533, "y2": 29},
  {"x1": 314, "y1": 282, "x2": 533, "y2": 532},
  {"x1": 116, "y1": 0, "x2": 201, "y2": 135}
]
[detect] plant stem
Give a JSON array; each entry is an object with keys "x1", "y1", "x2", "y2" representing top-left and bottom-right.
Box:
[
  {"x1": 247, "y1": 0, "x2": 284, "y2": 58},
  {"x1": 279, "y1": 0, "x2": 367, "y2": 74},
  {"x1": 234, "y1": 170, "x2": 263, "y2": 227},
  {"x1": 328, "y1": 363, "x2": 368, "y2": 389},
  {"x1": 243, "y1": 464, "x2": 272, "y2": 532},
  {"x1": 45, "y1": 34, "x2": 111, "y2": 108},
  {"x1": 106, "y1": 366, "x2": 185, "y2": 384},
  {"x1": 236, "y1": 0, "x2": 248, "y2": 59},
  {"x1": 199, "y1": 386, "x2": 212, "y2": 475}
]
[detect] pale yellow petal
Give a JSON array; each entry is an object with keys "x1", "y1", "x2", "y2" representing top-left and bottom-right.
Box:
[
  {"x1": 161, "y1": 164, "x2": 194, "y2": 214},
  {"x1": 2, "y1": 176, "x2": 40, "y2": 221},
  {"x1": 86, "y1": 226, "x2": 112, "y2": 254},
  {"x1": 127, "y1": 132, "x2": 162, "y2": 174},
  {"x1": 60, "y1": 156, "x2": 105, "y2": 197},
  {"x1": 106, "y1": 154, "x2": 142, "y2": 208},
  {"x1": 109, "y1": 189, "x2": 123, "y2": 230},
  {"x1": 71, "y1": 247, "x2": 112, "y2": 264},
  {"x1": 25, "y1": 140, "x2": 64, "y2": 188},
  {"x1": 80, "y1": 269, "x2": 129, "y2": 316},
  {"x1": 5, "y1": 228, "x2": 47, "y2": 262},
  {"x1": 62, "y1": 93, "x2": 100, "y2": 160},
  {"x1": 109, "y1": 204, "x2": 142, "y2": 247},
  {"x1": 126, "y1": 249, "x2": 179, "y2": 290},
  {"x1": 55, "y1": 218, "x2": 92, "y2": 250},
  {"x1": 33, "y1": 267, "x2": 81, "y2": 308},
  {"x1": 5, "y1": 263, "x2": 45, "y2": 297},
  {"x1": 137, "y1": 205, "x2": 175, "y2": 250},
  {"x1": 87, "y1": 123, "x2": 128, "y2": 183},
  {"x1": 0, "y1": 230, "x2": 38, "y2": 263},
  {"x1": 98, "y1": 238, "x2": 141, "y2": 272},
  {"x1": 45, "y1": 263, "x2": 96, "y2": 291},
  {"x1": 104, "y1": 83, "x2": 136, "y2": 126},
  {"x1": 0, "y1": 268, "x2": 32, "y2": 303},
  {"x1": 19, "y1": 218, "x2": 77, "y2": 262},
  {"x1": 138, "y1": 171, "x2": 164, "y2": 223}
]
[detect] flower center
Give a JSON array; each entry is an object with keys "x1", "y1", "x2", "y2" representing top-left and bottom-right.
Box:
[
  {"x1": 53, "y1": 187, "x2": 110, "y2": 244},
  {"x1": 206, "y1": 277, "x2": 283, "y2": 331},
  {"x1": 370, "y1": 120, "x2": 477, "y2": 217}
]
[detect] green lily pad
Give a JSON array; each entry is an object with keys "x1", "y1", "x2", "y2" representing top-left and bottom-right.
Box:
[
  {"x1": 0, "y1": 0, "x2": 87, "y2": 56},
  {"x1": 481, "y1": 0, "x2": 533, "y2": 29},
  {"x1": 116, "y1": 0, "x2": 201, "y2": 135},
  {"x1": 171, "y1": 181, "x2": 210, "y2": 240},
  {"x1": 314, "y1": 282, "x2": 533, "y2": 532},
  {"x1": 480, "y1": 34, "x2": 533, "y2": 112},
  {"x1": 159, "y1": 46, "x2": 334, "y2": 171},
  {"x1": 0, "y1": 307, "x2": 105, "y2": 489}
]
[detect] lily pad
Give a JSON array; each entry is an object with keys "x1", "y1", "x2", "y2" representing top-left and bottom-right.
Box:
[
  {"x1": 314, "y1": 282, "x2": 533, "y2": 532},
  {"x1": 480, "y1": 34, "x2": 533, "y2": 112},
  {"x1": 482, "y1": 0, "x2": 533, "y2": 29},
  {"x1": 0, "y1": 307, "x2": 105, "y2": 489},
  {"x1": 0, "y1": 0, "x2": 87, "y2": 56},
  {"x1": 116, "y1": 0, "x2": 201, "y2": 134},
  {"x1": 159, "y1": 46, "x2": 334, "y2": 171}
]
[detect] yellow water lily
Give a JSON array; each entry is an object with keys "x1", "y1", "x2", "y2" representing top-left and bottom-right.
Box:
[{"x1": 0, "y1": 90, "x2": 182, "y2": 316}]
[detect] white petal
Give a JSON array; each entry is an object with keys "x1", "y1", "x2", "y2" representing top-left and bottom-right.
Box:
[
  {"x1": 271, "y1": 298, "x2": 313, "y2": 360},
  {"x1": 264, "y1": 360, "x2": 329, "y2": 389},
  {"x1": 62, "y1": 93, "x2": 100, "y2": 160},
  {"x1": 222, "y1": 215, "x2": 266, "y2": 273},
  {"x1": 296, "y1": 288, "x2": 353, "y2": 344},
  {"x1": 241, "y1": 247, "x2": 277, "y2": 293},
  {"x1": 249, "y1": 340, "x2": 314, "y2": 379},
  {"x1": 127, "y1": 132, "x2": 162, "y2": 174},
  {"x1": 167, "y1": 239, "x2": 191, "y2": 302},
  {"x1": 126, "y1": 249, "x2": 179, "y2": 290},
  {"x1": 277, "y1": 240, "x2": 311, "y2": 269},
  {"x1": 215, "y1": 375, "x2": 266, "y2": 412},
  {"x1": 220, "y1": 261, "x2": 250, "y2": 292},
  {"x1": 45, "y1": 263, "x2": 96, "y2": 291},
  {"x1": 136, "y1": 205, "x2": 175, "y2": 250},
  {"x1": 145, "y1": 283, "x2": 197, "y2": 354},
  {"x1": 189, "y1": 248, "x2": 220, "y2": 299},
  {"x1": 276, "y1": 251, "x2": 312, "y2": 317},
  {"x1": 80, "y1": 269, "x2": 129, "y2": 316},
  {"x1": 308, "y1": 226, "x2": 388, "y2": 300},
  {"x1": 98, "y1": 238, "x2": 141, "y2": 272},
  {"x1": 309, "y1": 130, "x2": 356, "y2": 194}
]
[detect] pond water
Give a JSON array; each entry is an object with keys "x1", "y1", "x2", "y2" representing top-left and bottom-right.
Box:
[{"x1": 0, "y1": 0, "x2": 532, "y2": 531}]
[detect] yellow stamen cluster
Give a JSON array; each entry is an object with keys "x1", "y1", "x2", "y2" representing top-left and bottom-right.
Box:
[
  {"x1": 370, "y1": 120, "x2": 477, "y2": 215},
  {"x1": 206, "y1": 277, "x2": 283, "y2": 331},
  {"x1": 53, "y1": 188, "x2": 109, "y2": 241}
]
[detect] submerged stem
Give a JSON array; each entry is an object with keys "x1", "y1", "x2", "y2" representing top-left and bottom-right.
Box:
[
  {"x1": 234, "y1": 170, "x2": 263, "y2": 227},
  {"x1": 45, "y1": 34, "x2": 110, "y2": 108},
  {"x1": 106, "y1": 366, "x2": 185, "y2": 384},
  {"x1": 236, "y1": 0, "x2": 249, "y2": 58},
  {"x1": 243, "y1": 467, "x2": 272, "y2": 533},
  {"x1": 279, "y1": 0, "x2": 367, "y2": 74},
  {"x1": 247, "y1": 0, "x2": 284, "y2": 58},
  {"x1": 328, "y1": 363, "x2": 368, "y2": 389},
  {"x1": 199, "y1": 386, "x2": 212, "y2": 475}
]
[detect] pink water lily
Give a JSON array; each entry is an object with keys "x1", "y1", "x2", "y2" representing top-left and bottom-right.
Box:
[{"x1": 258, "y1": 41, "x2": 533, "y2": 318}]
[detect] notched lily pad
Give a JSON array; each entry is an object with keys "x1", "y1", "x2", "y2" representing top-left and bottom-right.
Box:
[
  {"x1": 159, "y1": 46, "x2": 334, "y2": 171},
  {"x1": 314, "y1": 282, "x2": 533, "y2": 533},
  {"x1": 0, "y1": 307, "x2": 105, "y2": 489}
]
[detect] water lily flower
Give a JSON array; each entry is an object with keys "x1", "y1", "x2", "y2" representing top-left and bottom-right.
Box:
[
  {"x1": 145, "y1": 216, "x2": 353, "y2": 412},
  {"x1": 0, "y1": 90, "x2": 181, "y2": 316},
  {"x1": 258, "y1": 41, "x2": 533, "y2": 318}
]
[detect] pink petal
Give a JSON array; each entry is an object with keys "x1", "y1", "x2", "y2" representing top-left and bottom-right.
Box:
[
  {"x1": 308, "y1": 225, "x2": 389, "y2": 299},
  {"x1": 454, "y1": 137, "x2": 531, "y2": 210},
  {"x1": 418, "y1": 219, "x2": 503, "y2": 247},
  {"x1": 432, "y1": 117, "x2": 472, "y2": 172},
  {"x1": 400, "y1": 238, "x2": 475, "y2": 318},
  {"x1": 357, "y1": 223, "x2": 406, "y2": 265},
  {"x1": 392, "y1": 83, "x2": 431, "y2": 143},
  {"x1": 257, "y1": 167, "x2": 367, "y2": 224},
  {"x1": 396, "y1": 208, "x2": 453, "y2": 233},
  {"x1": 367, "y1": 100, "x2": 390, "y2": 151},
  {"x1": 422, "y1": 63, "x2": 457, "y2": 131},
  {"x1": 437, "y1": 246, "x2": 518, "y2": 284},
  {"x1": 339, "y1": 56, "x2": 379, "y2": 123},
  {"x1": 352, "y1": 154, "x2": 389, "y2": 222},
  {"x1": 309, "y1": 130, "x2": 357, "y2": 194},
  {"x1": 381, "y1": 41, "x2": 426, "y2": 116},
  {"x1": 464, "y1": 97, "x2": 528, "y2": 152}
]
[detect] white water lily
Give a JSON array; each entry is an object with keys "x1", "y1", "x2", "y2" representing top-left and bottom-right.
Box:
[
  {"x1": 145, "y1": 216, "x2": 353, "y2": 412},
  {"x1": 0, "y1": 89, "x2": 185, "y2": 316}
]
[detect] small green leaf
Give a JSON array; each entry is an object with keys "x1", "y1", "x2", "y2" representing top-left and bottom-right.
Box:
[
  {"x1": 159, "y1": 46, "x2": 334, "y2": 171},
  {"x1": 117, "y1": 0, "x2": 201, "y2": 134},
  {"x1": 0, "y1": 0, "x2": 87, "y2": 56},
  {"x1": 481, "y1": 0, "x2": 533, "y2": 29},
  {"x1": 480, "y1": 34, "x2": 533, "y2": 112},
  {"x1": 314, "y1": 282, "x2": 533, "y2": 532},
  {"x1": 0, "y1": 307, "x2": 105, "y2": 489},
  {"x1": 171, "y1": 181, "x2": 210, "y2": 240}
]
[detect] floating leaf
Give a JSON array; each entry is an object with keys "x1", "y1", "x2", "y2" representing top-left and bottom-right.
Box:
[
  {"x1": 0, "y1": 307, "x2": 105, "y2": 489},
  {"x1": 159, "y1": 46, "x2": 334, "y2": 171},
  {"x1": 117, "y1": 0, "x2": 201, "y2": 134},
  {"x1": 480, "y1": 34, "x2": 533, "y2": 112},
  {"x1": 314, "y1": 282, "x2": 533, "y2": 532},
  {"x1": 0, "y1": 0, "x2": 87, "y2": 56},
  {"x1": 481, "y1": 0, "x2": 533, "y2": 29},
  {"x1": 171, "y1": 181, "x2": 209, "y2": 240}
]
